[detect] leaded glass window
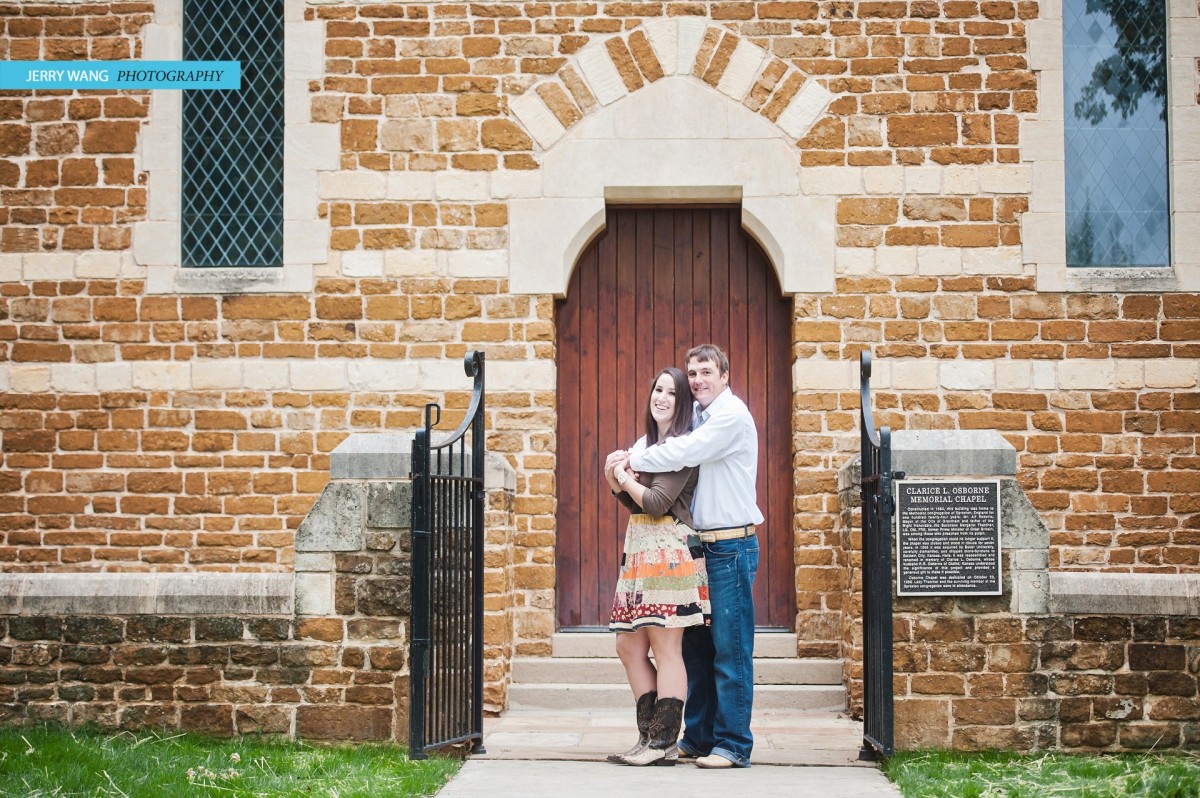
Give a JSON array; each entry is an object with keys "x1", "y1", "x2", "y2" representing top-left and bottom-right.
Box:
[
  {"x1": 182, "y1": 0, "x2": 283, "y2": 268},
  {"x1": 1063, "y1": 0, "x2": 1169, "y2": 268}
]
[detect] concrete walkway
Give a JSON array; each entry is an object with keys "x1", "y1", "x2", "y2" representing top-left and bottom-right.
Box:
[{"x1": 435, "y1": 707, "x2": 903, "y2": 797}]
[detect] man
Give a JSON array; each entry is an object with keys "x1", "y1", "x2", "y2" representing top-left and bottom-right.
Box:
[{"x1": 626, "y1": 343, "x2": 762, "y2": 769}]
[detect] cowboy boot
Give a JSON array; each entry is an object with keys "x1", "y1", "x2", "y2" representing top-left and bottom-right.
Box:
[
  {"x1": 622, "y1": 697, "x2": 684, "y2": 767},
  {"x1": 607, "y1": 690, "x2": 656, "y2": 764}
]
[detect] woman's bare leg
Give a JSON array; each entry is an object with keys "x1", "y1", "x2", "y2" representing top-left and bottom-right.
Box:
[
  {"x1": 646, "y1": 627, "x2": 686, "y2": 700},
  {"x1": 615, "y1": 629, "x2": 656, "y2": 698}
]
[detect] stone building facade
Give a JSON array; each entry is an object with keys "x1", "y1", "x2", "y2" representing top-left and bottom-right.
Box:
[{"x1": 1, "y1": 0, "x2": 1199, "y2": 749}]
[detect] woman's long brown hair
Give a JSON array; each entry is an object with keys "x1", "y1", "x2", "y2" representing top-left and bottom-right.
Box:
[{"x1": 643, "y1": 367, "x2": 693, "y2": 445}]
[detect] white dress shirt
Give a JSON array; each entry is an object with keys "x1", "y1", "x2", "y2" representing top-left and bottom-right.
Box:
[{"x1": 629, "y1": 388, "x2": 763, "y2": 530}]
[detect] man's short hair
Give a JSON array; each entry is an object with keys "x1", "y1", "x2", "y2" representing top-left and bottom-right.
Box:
[{"x1": 686, "y1": 343, "x2": 730, "y2": 377}]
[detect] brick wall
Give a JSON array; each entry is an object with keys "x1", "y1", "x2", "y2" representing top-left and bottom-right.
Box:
[
  {"x1": 0, "y1": 2, "x2": 150, "y2": 256},
  {"x1": 0, "y1": 0, "x2": 1198, "y2": 669}
]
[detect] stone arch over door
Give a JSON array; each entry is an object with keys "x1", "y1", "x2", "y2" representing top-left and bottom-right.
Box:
[{"x1": 555, "y1": 205, "x2": 795, "y2": 630}]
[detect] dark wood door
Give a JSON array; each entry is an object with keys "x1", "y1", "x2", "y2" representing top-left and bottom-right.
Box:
[{"x1": 555, "y1": 206, "x2": 794, "y2": 630}]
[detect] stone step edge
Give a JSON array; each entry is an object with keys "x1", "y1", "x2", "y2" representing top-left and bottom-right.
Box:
[
  {"x1": 552, "y1": 631, "x2": 802, "y2": 658},
  {"x1": 508, "y1": 683, "x2": 847, "y2": 711},
  {"x1": 511, "y1": 657, "x2": 845, "y2": 686}
]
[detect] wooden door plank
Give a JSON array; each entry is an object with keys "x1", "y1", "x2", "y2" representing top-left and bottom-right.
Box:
[
  {"x1": 577, "y1": 230, "x2": 601, "y2": 629},
  {"x1": 555, "y1": 254, "x2": 583, "y2": 628}
]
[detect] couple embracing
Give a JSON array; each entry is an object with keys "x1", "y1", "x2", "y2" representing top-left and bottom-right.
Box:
[{"x1": 602, "y1": 343, "x2": 763, "y2": 770}]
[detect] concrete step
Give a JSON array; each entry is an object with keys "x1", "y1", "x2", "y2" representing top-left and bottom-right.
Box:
[
  {"x1": 507, "y1": 683, "x2": 846, "y2": 711},
  {"x1": 512, "y1": 656, "x2": 843, "y2": 686},
  {"x1": 552, "y1": 632, "x2": 798, "y2": 659}
]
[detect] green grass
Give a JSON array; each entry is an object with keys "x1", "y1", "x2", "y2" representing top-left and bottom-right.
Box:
[
  {"x1": 0, "y1": 725, "x2": 462, "y2": 798},
  {"x1": 884, "y1": 750, "x2": 1200, "y2": 798}
]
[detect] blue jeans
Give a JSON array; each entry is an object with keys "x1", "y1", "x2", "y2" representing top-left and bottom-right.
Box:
[{"x1": 679, "y1": 535, "x2": 759, "y2": 767}]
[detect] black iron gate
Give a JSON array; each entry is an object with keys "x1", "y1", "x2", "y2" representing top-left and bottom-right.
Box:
[
  {"x1": 859, "y1": 351, "x2": 901, "y2": 759},
  {"x1": 409, "y1": 350, "x2": 486, "y2": 758}
]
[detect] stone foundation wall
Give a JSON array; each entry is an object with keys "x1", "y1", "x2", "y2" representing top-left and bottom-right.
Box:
[{"x1": 0, "y1": 573, "x2": 410, "y2": 740}]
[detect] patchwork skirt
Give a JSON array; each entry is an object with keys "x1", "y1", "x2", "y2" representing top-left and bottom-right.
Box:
[{"x1": 609, "y1": 514, "x2": 710, "y2": 632}]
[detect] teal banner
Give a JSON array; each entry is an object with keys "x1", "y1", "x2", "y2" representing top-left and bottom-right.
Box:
[{"x1": 0, "y1": 61, "x2": 240, "y2": 90}]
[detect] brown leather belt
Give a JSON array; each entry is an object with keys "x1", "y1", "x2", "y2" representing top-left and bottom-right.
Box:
[{"x1": 696, "y1": 524, "x2": 756, "y2": 543}]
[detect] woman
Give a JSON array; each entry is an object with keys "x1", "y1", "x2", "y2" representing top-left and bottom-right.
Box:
[{"x1": 603, "y1": 367, "x2": 710, "y2": 767}]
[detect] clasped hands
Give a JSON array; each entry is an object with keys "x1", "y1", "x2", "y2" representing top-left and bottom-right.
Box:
[{"x1": 604, "y1": 450, "x2": 640, "y2": 492}]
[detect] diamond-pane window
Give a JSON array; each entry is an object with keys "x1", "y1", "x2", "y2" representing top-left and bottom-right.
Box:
[
  {"x1": 182, "y1": 0, "x2": 283, "y2": 268},
  {"x1": 1063, "y1": 0, "x2": 1169, "y2": 268}
]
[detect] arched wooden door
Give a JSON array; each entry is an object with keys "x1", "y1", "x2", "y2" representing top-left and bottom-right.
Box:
[{"x1": 555, "y1": 206, "x2": 794, "y2": 630}]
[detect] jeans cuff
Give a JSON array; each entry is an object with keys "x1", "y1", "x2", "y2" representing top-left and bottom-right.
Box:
[{"x1": 710, "y1": 747, "x2": 751, "y2": 768}]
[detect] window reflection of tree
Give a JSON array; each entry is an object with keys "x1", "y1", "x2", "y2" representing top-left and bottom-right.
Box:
[{"x1": 1072, "y1": 0, "x2": 1166, "y2": 124}]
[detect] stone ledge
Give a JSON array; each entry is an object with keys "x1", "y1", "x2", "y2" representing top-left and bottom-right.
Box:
[
  {"x1": 0, "y1": 573, "x2": 294, "y2": 616},
  {"x1": 891, "y1": 429, "x2": 1017, "y2": 477},
  {"x1": 1049, "y1": 572, "x2": 1200, "y2": 616}
]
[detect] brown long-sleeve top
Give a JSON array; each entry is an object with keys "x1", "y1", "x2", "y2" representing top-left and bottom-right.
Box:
[{"x1": 614, "y1": 440, "x2": 698, "y2": 529}]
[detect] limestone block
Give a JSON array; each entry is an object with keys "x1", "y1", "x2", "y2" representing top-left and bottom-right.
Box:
[
  {"x1": 1023, "y1": 212, "x2": 1067, "y2": 274},
  {"x1": 485, "y1": 452, "x2": 518, "y2": 491},
  {"x1": 331, "y1": 433, "x2": 414, "y2": 480},
  {"x1": 96, "y1": 363, "x2": 133, "y2": 391},
  {"x1": 296, "y1": 482, "x2": 365, "y2": 552},
  {"x1": 510, "y1": 197, "x2": 605, "y2": 295},
  {"x1": 318, "y1": 170, "x2": 386, "y2": 200},
  {"x1": 891, "y1": 360, "x2": 938, "y2": 390},
  {"x1": 0, "y1": 366, "x2": 7, "y2": 392},
  {"x1": 995, "y1": 361, "x2": 1032, "y2": 390},
  {"x1": 488, "y1": 359, "x2": 555, "y2": 391},
  {"x1": 132, "y1": 362, "x2": 191, "y2": 391},
  {"x1": 295, "y1": 552, "x2": 334, "y2": 572},
  {"x1": 963, "y1": 247, "x2": 1023, "y2": 275},
  {"x1": 1015, "y1": 570, "x2": 1049, "y2": 614},
  {"x1": 1058, "y1": 359, "x2": 1116, "y2": 389},
  {"x1": 283, "y1": 220, "x2": 329, "y2": 266},
  {"x1": 978, "y1": 165, "x2": 1032, "y2": 194},
  {"x1": 1114, "y1": 359, "x2": 1145, "y2": 389},
  {"x1": 1170, "y1": 60, "x2": 1199, "y2": 112},
  {"x1": 1000, "y1": 479, "x2": 1050, "y2": 548},
  {"x1": 193, "y1": 359, "x2": 243, "y2": 390},
  {"x1": 74, "y1": 252, "x2": 123, "y2": 279},
  {"x1": 835, "y1": 247, "x2": 875, "y2": 276},
  {"x1": 422, "y1": 358, "x2": 480, "y2": 390},
  {"x1": 614, "y1": 78, "x2": 730, "y2": 140},
  {"x1": 891, "y1": 430, "x2": 1017, "y2": 477},
  {"x1": 284, "y1": 170, "x2": 319, "y2": 222},
  {"x1": 295, "y1": 572, "x2": 334, "y2": 616},
  {"x1": 801, "y1": 166, "x2": 862, "y2": 195},
  {"x1": 1025, "y1": 19, "x2": 1063, "y2": 71},
  {"x1": 717, "y1": 40, "x2": 767, "y2": 101},
  {"x1": 917, "y1": 247, "x2": 962, "y2": 276},
  {"x1": 577, "y1": 43, "x2": 629, "y2": 106},
  {"x1": 776, "y1": 80, "x2": 832, "y2": 140},
  {"x1": 367, "y1": 482, "x2": 413, "y2": 529},
  {"x1": 939, "y1": 360, "x2": 994, "y2": 391},
  {"x1": 435, "y1": 171, "x2": 489, "y2": 201},
  {"x1": 942, "y1": 165, "x2": 979, "y2": 194},
  {"x1": 347, "y1": 361, "x2": 421, "y2": 392},
  {"x1": 903, "y1": 166, "x2": 942, "y2": 194},
  {"x1": 1173, "y1": 163, "x2": 1200, "y2": 211},
  {"x1": 385, "y1": 248, "x2": 441, "y2": 276},
  {"x1": 676, "y1": 18, "x2": 708, "y2": 75},
  {"x1": 286, "y1": 123, "x2": 340, "y2": 170},
  {"x1": 148, "y1": 170, "x2": 181, "y2": 221},
  {"x1": 1145, "y1": 359, "x2": 1199, "y2": 388},
  {"x1": 243, "y1": 360, "x2": 289, "y2": 390},
  {"x1": 157, "y1": 573, "x2": 293, "y2": 615},
  {"x1": 23, "y1": 253, "x2": 76, "y2": 281},
  {"x1": 490, "y1": 170, "x2": 543, "y2": 199},
  {"x1": 642, "y1": 19, "x2": 678, "y2": 75},
  {"x1": 142, "y1": 22, "x2": 181, "y2": 60},
  {"x1": 0, "y1": 254, "x2": 20, "y2": 282},
  {"x1": 21, "y1": 573, "x2": 156, "y2": 615},
  {"x1": 863, "y1": 166, "x2": 903, "y2": 194},
  {"x1": 510, "y1": 91, "x2": 567, "y2": 149},
  {"x1": 143, "y1": 124, "x2": 181, "y2": 171},
  {"x1": 1050, "y1": 572, "x2": 1200, "y2": 616},
  {"x1": 1013, "y1": 548, "x2": 1049, "y2": 571},
  {"x1": 285, "y1": 23, "x2": 325, "y2": 81},
  {"x1": 448, "y1": 250, "x2": 509, "y2": 278},
  {"x1": 1032, "y1": 362, "x2": 1056, "y2": 391},
  {"x1": 133, "y1": 222, "x2": 182, "y2": 268},
  {"x1": 876, "y1": 247, "x2": 917, "y2": 275},
  {"x1": 794, "y1": 359, "x2": 854, "y2": 390},
  {"x1": 1170, "y1": 17, "x2": 1200, "y2": 56},
  {"x1": 285, "y1": 78, "x2": 309, "y2": 126},
  {"x1": 341, "y1": 251, "x2": 384, "y2": 278},
  {"x1": 290, "y1": 361, "x2": 347, "y2": 391},
  {"x1": 742, "y1": 195, "x2": 835, "y2": 293},
  {"x1": 387, "y1": 171, "x2": 435, "y2": 201},
  {"x1": 50, "y1": 364, "x2": 96, "y2": 393},
  {"x1": 1029, "y1": 159, "x2": 1065, "y2": 214},
  {"x1": 1173, "y1": 0, "x2": 1200, "y2": 20}
]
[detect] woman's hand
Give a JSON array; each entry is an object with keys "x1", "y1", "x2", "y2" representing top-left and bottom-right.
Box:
[{"x1": 604, "y1": 450, "x2": 626, "y2": 492}]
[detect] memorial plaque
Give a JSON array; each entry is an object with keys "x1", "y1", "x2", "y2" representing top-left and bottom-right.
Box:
[{"x1": 895, "y1": 479, "x2": 1001, "y2": 596}]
